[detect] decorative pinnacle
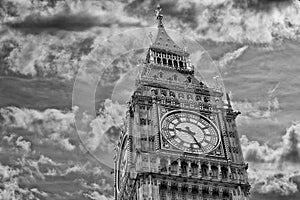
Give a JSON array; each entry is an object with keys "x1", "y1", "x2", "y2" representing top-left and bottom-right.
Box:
[
  {"x1": 155, "y1": 4, "x2": 163, "y2": 27},
  {"x1": 226, "y1": 93, "x2": 232, "y2": 108}
]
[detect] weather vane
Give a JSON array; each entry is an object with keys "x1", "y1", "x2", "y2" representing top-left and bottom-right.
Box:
[{"x1": 155, "y1": 4, "x2": 163, "y2": 27}]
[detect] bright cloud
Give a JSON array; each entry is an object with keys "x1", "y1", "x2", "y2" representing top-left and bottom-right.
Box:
[{"x1": 241, "y1": 123, "x2": 300, "y2": 195}]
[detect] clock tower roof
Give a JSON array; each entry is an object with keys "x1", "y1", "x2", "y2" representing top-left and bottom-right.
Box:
[{"x1": 151, "y1": 4, "x2": 188, "y2": 57}]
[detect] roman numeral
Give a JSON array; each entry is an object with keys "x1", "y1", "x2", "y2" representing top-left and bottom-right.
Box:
[
  {"x1": 204, "y1": 133, "x2": 217, "y2": 137},
  {"x1": 203, "y1": 139, "x2": 213, "y2": 145}
]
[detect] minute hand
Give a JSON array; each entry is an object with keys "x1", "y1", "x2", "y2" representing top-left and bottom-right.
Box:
[
  {"x1": 184, "y1": 127, "x2": 202, "y2": 149},
  {"x1": 191, "y1": 134, "x2": 202, "y2": 149}
]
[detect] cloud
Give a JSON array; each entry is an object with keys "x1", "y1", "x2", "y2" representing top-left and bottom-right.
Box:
[
  {"x1": 217, "y1": 46, "x2": 249, "y2": 69},
  {"x1": 2, "y1": 33, "x2": 94, "y2": 78},
  {"x1": 241, "y1": 123, "x2": 300, "y2": 163},
  {"x1": 5, "y1": 10, "x2": 145, "y2": 33},
  {"x1": 248, "y1": 167, "x2": 299, "y2": 196},
  {"x1": 48, "y1": 132, "x2": 76, "y2": 151},
  {"x1": 0, "y1": 106, "x2": 78, "y2": 152},
  {"x1": 3, "y1": 0, "x2": 146, "y2": 33},
  {"x1": 241, "y1": 123, "x2": 300, "y2": 195},
  {"x1": 30, "y1": 188, "x2": 48, "y2": 198},
  {"x1": 79, "y1": 99, "x2": 126, "y2": 152},
  {"x1": 0, "y1": 162, "x2": 46, "y2": 200},
  {"x1": 128, "y1": 0, "x2": 300, "y2": 43},
  {"x1": 233, "y1": 0, "x2": 294, "y2": 11},
  {"x1": 0, "y1": 106, "x2": 76, "y2": 134},
  {"x1": 15, "y1": 136, "x2": 31, "y2": 153},
  {"x1": 233, "y1": 96, "x2": 280, "y2": 119},
  {"x1": 84, "y1": 191, "x2": 113, "y2": 200}
]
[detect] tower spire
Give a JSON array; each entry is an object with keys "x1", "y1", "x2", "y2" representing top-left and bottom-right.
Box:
[{"x1": 155, "y1": 4, "x2": 163, "y2": 27}]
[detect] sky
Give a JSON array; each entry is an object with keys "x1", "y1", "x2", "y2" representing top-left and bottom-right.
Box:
[{"x1": 0, "y1": 0, "x2": 300, "y2": 200}]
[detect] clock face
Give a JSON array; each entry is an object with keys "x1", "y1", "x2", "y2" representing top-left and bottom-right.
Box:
[
  {"x1": 161, "y1": 110, "x2": 220, "y2": 154},
  {"x1": 117, "y1": 136, "x2": 128, "y2": 191}
]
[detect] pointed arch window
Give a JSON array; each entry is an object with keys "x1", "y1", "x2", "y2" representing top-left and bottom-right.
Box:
[
  {"x1": 159, "y1": 72, "x2": 163, "y2": 78},
  {"x1": 191, "y1": 163, "x2": 198, "y2": 176},
  {"x1": 201, "y1": 164, "x2": 208, "y2": 177},
  {"x1": 178, "y1": 93, "x2": 184, "y2": 99},
  {"x1": 168, "y1": 59, "x2": 172, "y2": 67},
  {"x1": 169, "y1": 91, "x2": 175, "y2": 98},
  {"x1": 173, "y1": 60, "x2": 178, "y2": 68},
  {"x1": 163, "y1": 58, "x2": 167, "y2": 65},
  {"x1": 157, "y1": 57, "x2": 161, "y2": 64},
  {"x1": 173, "y1": 74, "x2": 178, "y2": 81}
]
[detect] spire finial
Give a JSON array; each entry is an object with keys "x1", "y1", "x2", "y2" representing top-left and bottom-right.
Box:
[{"x1": 155, "y1": 4, "x2": 163, "y2": 27}]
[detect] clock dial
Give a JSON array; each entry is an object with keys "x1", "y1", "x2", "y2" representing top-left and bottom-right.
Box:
[
  {"x1": 117, "y1": 136, "x2": 128, "y2": 191},
  {"x1": 161, "y1": 110, "x2": 220, "y2": 154}
]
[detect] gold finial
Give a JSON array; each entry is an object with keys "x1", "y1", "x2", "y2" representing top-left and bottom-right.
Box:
[{"x1": 155, "y1": 4, "x2": 163, "y2": 27}]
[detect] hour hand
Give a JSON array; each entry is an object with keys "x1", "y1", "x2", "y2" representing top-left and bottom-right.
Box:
[{"x1": 175, "y1": 127, "x2": 185, "y2": 132}]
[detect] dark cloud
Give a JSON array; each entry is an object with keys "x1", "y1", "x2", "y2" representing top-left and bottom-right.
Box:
[
  {"x1": 125, "y1": 0, "x2": 198, "y2": 28},
  {"x1": 233, "y1": 0, "x2": 294, "y2": 11},
  {"x1": 5, "y1": 12, "x2": 144, "y2": 33}
]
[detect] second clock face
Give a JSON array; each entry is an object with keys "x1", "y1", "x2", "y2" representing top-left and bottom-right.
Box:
[{"x1": 161, "y1": 110, "x2": 220, "y2": 154}]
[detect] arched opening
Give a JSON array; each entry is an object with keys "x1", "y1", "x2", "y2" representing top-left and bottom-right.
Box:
[
  {"x1": 157, "y1": 57, "x2": 161, "y2": 64},
  {"x1": 191, "y1": 163, "x2": 198, "y2": 176},
  {"x1": 187, "y1": 76, "x2": 192, "y2": 83},
  {"x1": 160, "y1": 185, "x2": 167, "y2": 200},
  {"x1": 204, "y1": 96, "x2": 210, "y2": 103},
  {"x1": 163, "y1": 58, "x2": 167, "y2": 65},
  {"x1": 173, "y1": 74, "x2": 177, "y2": 81},
  {"x1": 181, "y1": 161, "x2": 188, "y2": 176},
  {"x1": 159, "y1": 72, "x2": 163, "y2": 78},
  {"x1": 170, "y1": 161, "x2": 178, "y2": 174},
  {"x1": 161, "y1": 89, "x2": 167, "y2": 97},
  {"x1": 179, "y1": 61, "x2": 183, "y2": 69},
  {"x1": 212, "y1": 188, "x2": 219, "y2": 197},
  {"x1": 202, "y1": 187, "x2": 209, "y2": 197},
  {"x1": 201, "y1": 164, "x2": 208, "y2": 177},
  {"x1": 221, "y1": 166, "x2": 228, "y2": 179},
  {"x1": 169, "y1": 91, "x2": 175, "y2": 98},
  {"x1": 168, "y1": 59, "x2": 172, "y2": 67},
  {"x1": 211, "y1": 165, "x2": 218, "y2": 179},
  {"x1": 178, "y1": 93, "x2": 184, "y2": 99},
  {"x1": 160, "y1": 159, "x2": 168, "y2": 173},
  {"x1": 223, "y1": 189, "x2": 229, "y2": 198},
  {"x1": 151, "y1": 89, "x2": 158, "y2": 95},
  {"x1": 196, "y1": 95, "x2": 201, "y2": 101},
  {"x1": 173, "y1": 60, "x2": 178, "y2": 68}
]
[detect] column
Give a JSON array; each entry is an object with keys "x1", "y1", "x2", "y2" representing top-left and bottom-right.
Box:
[
  {"x1": 218, "y1": 163, "x2": 222, "y2": 181},
  {"x1": 167, "y1": 158, "x2": 171, "y2": 174},
  {"x1": 178, "y1": 159, "x2": 181, "y2": 175},
  {"x1": 157, "y1": 157, "x2": 161, "y2": 173},
  {"x1": 219, "y1": 187, "x2": 223, "y2": 198},
  {"x1": 167, "y1": 181, "x2": 172, "y2": 200},
  {"x1": 178, "y1": 183, "x2": 182, "y2": 200},
  {"x1": 198, "y1": 161, "x2": 202, "y2": 178},
  {"x1": 198, "y1": 185, "x2": 203, "y2": 200},
  {"x1": 187, "y1": 184, "x2": 193, "y2": 200},
  {"x1": 209, "y1": 186, "x2": 213, "y2": 197},
  {"x1": 228, "y1": 165, "x2": 232, "y2": 180},
  {"x1": 208, "y1": 162, "x2": 212, "y2": 179},
  {"x1": 188, "y1": 161, "x2": 191, "y2": 177}
]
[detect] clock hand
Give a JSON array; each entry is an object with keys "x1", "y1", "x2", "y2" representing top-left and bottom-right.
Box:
[
  {"x1": 190, "y1": 134, "x2": 202, "y2": 149},
  {"x1": 184, "y1": 127, "x2": 197, "y2": 136},
  {"x1": 175, "y1": 127, "x2": 196, "y2": 136},
  {"x1": 175, "y1": 127, "x2": 186, "y2": 132},
  {"x1": 200, "y1": 126, "x2": 209, "y2": 130}
]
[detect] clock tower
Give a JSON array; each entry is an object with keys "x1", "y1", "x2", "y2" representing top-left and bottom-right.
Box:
[{"x1": 114, "y1": 5, "x2": 250, "y2": 200}]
